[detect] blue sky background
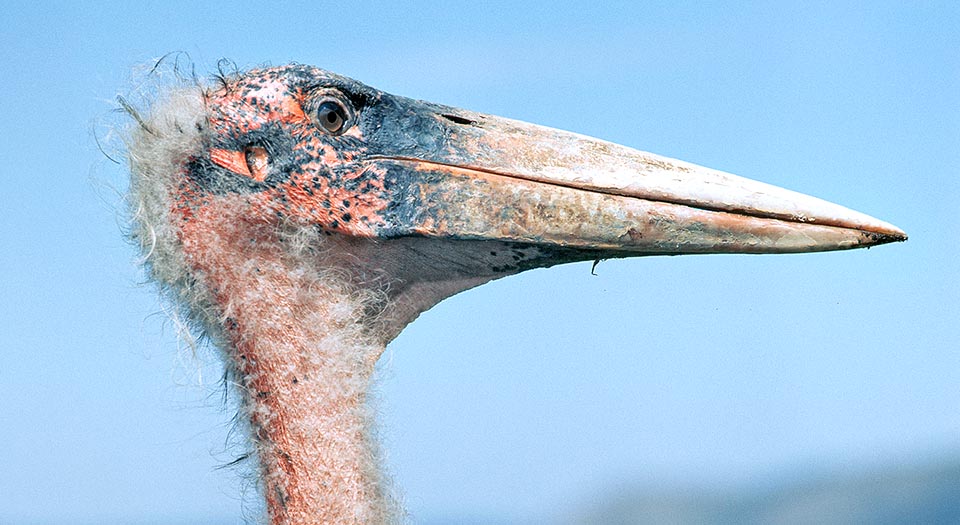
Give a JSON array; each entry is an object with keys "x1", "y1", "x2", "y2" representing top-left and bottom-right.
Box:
[{"x1": 1, "y1": 1, "x2": 957, "y2": 523}]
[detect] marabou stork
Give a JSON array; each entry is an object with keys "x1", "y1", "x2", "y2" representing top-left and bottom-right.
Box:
[{"x1": 125, "y1": 65, "x2": 905, "y2": 524}]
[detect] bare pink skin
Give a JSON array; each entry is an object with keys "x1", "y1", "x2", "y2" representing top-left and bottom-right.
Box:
[{"x1": 180, "y1": 198, "x2": 394, "y2": 523}]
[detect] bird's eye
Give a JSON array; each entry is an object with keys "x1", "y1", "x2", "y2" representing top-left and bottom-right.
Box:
[{"x1": 315, "y1": 100, "x2": 348, "y2": 134}]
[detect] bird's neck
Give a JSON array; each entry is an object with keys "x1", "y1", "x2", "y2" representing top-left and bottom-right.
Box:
[{"x1": 179, "y1": 203, "x2": 397, "y2": 524}]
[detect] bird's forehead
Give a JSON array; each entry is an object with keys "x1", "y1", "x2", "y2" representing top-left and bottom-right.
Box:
[
  {"x1": 212, "y1": 65, "x2": 361, "y2": 104},
  {"x1": 218, "y1": 65, "x2": 326, "y2": 97},
  {"x1": 207, "y1": 67, "x2": 313, "y2": 129}
]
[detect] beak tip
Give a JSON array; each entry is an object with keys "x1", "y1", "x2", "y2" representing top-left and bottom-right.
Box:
[{"x1": 860, "y1": 222, "x2": 907, "y2": 247}]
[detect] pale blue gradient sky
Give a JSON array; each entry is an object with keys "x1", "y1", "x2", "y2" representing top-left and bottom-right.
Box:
[{"x1": 0, "y1": 1, "x2": 957, "y2": 523}]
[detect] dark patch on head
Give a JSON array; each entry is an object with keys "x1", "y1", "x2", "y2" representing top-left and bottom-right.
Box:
[{"x1": 364, "y1": 95, "x2": 455, "y2": 159}]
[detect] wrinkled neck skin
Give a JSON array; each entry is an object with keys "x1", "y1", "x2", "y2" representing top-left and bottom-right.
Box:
[{"x1": 178, "y1": 196, "x2": 499, "y2": 524}]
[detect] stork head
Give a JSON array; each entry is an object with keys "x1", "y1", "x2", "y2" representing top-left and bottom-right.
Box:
[{"x1": 129, "y1": 64, "x2": 905, "y2": 342}]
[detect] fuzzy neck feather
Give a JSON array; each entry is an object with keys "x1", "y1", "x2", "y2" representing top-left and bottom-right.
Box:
[{"x1": 180, "y1": 197, "x2": 399, "y2": 523}]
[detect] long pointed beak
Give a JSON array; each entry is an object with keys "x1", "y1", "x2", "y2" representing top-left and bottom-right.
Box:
[{"x1": 363, "y1": 101, "x2": 906, "y2": 257}]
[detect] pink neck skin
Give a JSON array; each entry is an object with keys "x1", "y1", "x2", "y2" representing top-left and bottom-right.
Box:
[{"x1": 179, "y1": 199, "x2": 396, "y2": 524}]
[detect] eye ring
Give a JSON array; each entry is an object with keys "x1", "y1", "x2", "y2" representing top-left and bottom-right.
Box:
[{"x1": 309, "y1": 94, "x2": 353, "y2": 135}]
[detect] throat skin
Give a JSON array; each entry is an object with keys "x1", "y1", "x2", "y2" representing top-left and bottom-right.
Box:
[
  {"x1": 179, "y1": 199, "x2": 400, "y2": 524},
  {"x1": 176, "y1": 194, "x2": 516, "y2": 523},
  {"x1": 223, "y1": 270, "x2": 388, "y2": 524}
]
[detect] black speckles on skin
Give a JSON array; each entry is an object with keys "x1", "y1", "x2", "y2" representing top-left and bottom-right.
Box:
[
  {"x1": 193, "y1": 66, "x2": 381, "y2": 201},
  {"x1": 478, "y1": 242, "x2": 621, "y2": 276}
]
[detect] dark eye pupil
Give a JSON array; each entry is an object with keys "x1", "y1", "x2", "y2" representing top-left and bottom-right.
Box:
[{"x1": 317, "y1": 101, "x2": 345, "y2": 133}]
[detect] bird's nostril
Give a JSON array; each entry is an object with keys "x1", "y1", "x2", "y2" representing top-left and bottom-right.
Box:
[{"x1": 441, "y1": 113, "x2": 478, "y2": 126}]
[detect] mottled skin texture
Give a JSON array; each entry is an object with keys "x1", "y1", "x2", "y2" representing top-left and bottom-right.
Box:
[
  {"x1": 132, "y1": 64, "x2": 904, "y2": 524},
  {"x1": 179, "y1": 67, "x2": 387, "y2": 236}
]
